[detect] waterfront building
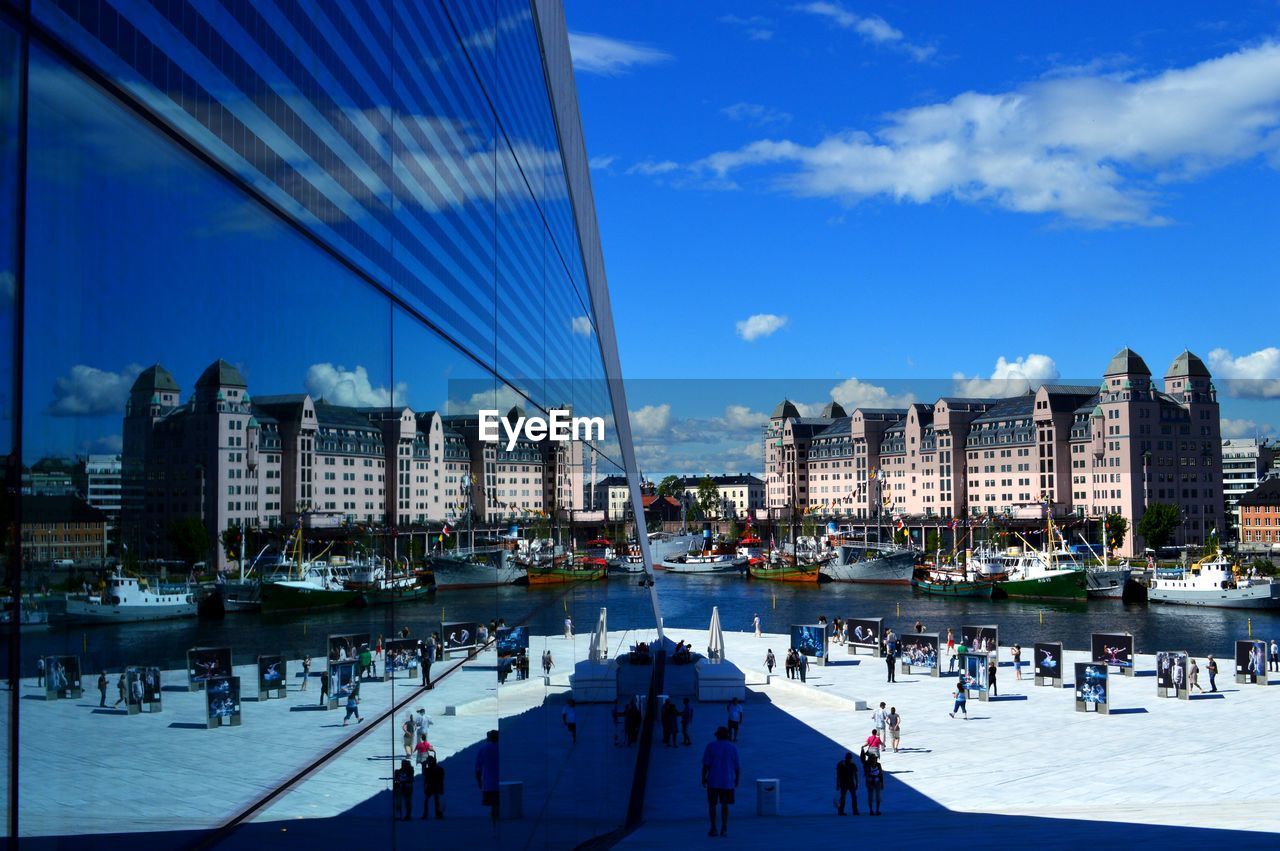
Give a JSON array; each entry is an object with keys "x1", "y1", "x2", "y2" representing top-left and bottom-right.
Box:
[
  {"x1": 3, "y1": 1, "x2": 654, "y2": 844},
  {"x1": 1222, "y1": 438, "x2": 1276, "y2": 534},
  {"x1": 76, "y1": 454, "x2": 122, "y2": 521},
  {"x1": 1239, "y1": 479, "x2": 1280, "y2": 551},
  {"x1": 594, "y1": 474, "x2": 631, "y2": 520},
  {"x1": 766, "y1": 349, "x2": 1224, "y2": 554},
  {"x1": 676, "y1": 474, "x2": 765, "y2": 519},
  {"x1": 18, "y1": 496, "x2": 108, "y2": 566},
  {"x1": 19, "y1": 458, "x2": 77, "y2": 497}
]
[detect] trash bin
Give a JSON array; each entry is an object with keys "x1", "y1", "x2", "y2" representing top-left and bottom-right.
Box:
[
  {"x1": 756, "y1": 778, "x2": 780, "y2": 816},
  {"x1": 499, "y1": 781, "x2": 523, "y2": 820}
]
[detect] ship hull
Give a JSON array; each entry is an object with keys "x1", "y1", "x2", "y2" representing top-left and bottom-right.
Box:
[
  {"x1": 427, "y1": 555, "x2": 525, "y2": 590},
  {"x1": 259, "y1": 583, "x2": 360, "y2": 614},
  {"x1": 913, "y1": 579, "x2": 993, "y2": 599},
  {"x1": 1086, "y1": 567, "x2": 1131, "y2": 599},
  {"x1": 1148, "y1": 585, "x2": 1280, "y2": 609},
  {"x1": 64, "y1": 599, "x2": 197, "y2": 623},
  {"x1": 526, "y1": 566, "x2": 606, "y2": 585},
  {"x1": 822, "y1": 549, "x2": 915, "y2": 584},
  {"x1": 748, "y1": 562, "x2": 823, "y2": 583},
  {"x1": 997, "y1": 570, "x2": 1086, "y2": 602},
  {"x1": 659, "y1": 556, "x2": 747, "y2": 575}
]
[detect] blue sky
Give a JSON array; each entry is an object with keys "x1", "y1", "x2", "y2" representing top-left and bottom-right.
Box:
[{"x1": 565, "y1": 1, "x2": 1280, "y2": 474}]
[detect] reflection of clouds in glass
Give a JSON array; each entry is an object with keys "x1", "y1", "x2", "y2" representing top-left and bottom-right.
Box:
[
  {"x1": 81, "y1": 434, "x2": 123, "y2": 454},
  {"x1": 1209, "y1": 348, "x2": 1280, "y2": 398},
  {"x1": 571, "y1": 315, "x2": 593, "y2": 336},
  {"x1": 0, "y1": 270, "x2": 14, "y2": 303},
  {"x1": 46, "y1": 363, "x2": 144, "y2": 417},
  {"x1": 305, "y1": 363, "x2": 406, "y2": 408}
]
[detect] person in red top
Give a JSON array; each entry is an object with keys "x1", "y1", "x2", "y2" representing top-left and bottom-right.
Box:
[{"x1": 864, "y1": 729, "x2": 883, "y2": 759}]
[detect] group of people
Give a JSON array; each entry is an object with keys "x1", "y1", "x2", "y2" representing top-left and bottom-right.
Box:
[
  {"x1": 778, "y1": 648, "x2": 810, "y2": 681},
  {"x1": 671, "y1": 641, "x2": 694, "y2": 664},
  {"x1": 835, "y1": 748, "x2": 886, "y2": 816}
]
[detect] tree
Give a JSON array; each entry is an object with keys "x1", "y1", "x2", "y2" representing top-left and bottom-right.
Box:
[
  {"x1": 220, "y1": 527, "x2": 242, "y2": 563},
  {"x1": 696, "y1": 477, "x2": 719, "y2": 519},
  {"x1": 168, "y1": 517, "x2": 211, "y2": 565},
  {"x1": 656, "y1": 475, "x2": 681, "y2": 498},
  {"x1": 1137, "y1": 503, "x2": 1182, "y2": 551},
  {"x1": 925, "y1": 530, "x2": 940, "y2": 555},
  {"x1": 727, "y1": 519, "x2": 740, "y2": 542},
  {"x1": 1104, "y1": 513, "x2": 1128, "y2": 554}
]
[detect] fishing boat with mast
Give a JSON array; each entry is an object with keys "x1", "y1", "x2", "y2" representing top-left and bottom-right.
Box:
[
  {"x1": 345, "y1": 553, "x2": 434, "y2": 605},
  {"x1": 523, "y1": 540, "x2": 607, "y2": 585},
  {"x1": 259, "y1": 529, "x2": 360, "y2": 614},
  {"x1": 993, "y1": 514, "x2": 1087, "y2": 602}
]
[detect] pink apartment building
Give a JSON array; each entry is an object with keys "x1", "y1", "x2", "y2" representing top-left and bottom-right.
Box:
[{"x1": 763, "y1": 348, "x2": 1223, "y2": 556}]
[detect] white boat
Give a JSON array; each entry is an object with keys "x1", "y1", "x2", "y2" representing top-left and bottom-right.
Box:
[
  {"x1": 822, "y1": 544, "x2": 916, "y2": 584},
  {"x1": 65, "y1": 572, "x2": 197, "y2": 623},
  {"x1": 1148, "y1": 553, "x2": 1280, "y2": 609},
  {"x1": 658, "y1": 549, "x2": 747, "y2": 574}
]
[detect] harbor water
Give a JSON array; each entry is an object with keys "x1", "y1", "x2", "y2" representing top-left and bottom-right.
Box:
[{"x1": 20, "y1": 578, "x2": 1280, "y2": 676}]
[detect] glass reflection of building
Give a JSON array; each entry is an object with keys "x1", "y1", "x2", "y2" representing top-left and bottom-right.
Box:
[{"x1": 1, "y1": 0, "x2": 652, "y2": 844}]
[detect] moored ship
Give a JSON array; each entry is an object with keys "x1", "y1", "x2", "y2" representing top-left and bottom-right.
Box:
[
  {"x1": 65, "y1": 572, "x2": 198, "y2": 623},
  {"x1": 1148, "y1": 552, "x2": 1280, "y2": 609},
  {"x1": 821, "y1": 544, "x2": 916, "y2": 584}
]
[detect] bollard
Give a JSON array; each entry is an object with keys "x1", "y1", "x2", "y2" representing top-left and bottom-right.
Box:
[
  {"x1": 756, "y1": 778, "x2": 780, "y2": 816},
  {"x1": 499, "y1": 781, "x2": 523, "y2": 820}
]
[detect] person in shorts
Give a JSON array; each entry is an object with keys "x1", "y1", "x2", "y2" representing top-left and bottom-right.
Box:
[
  {"x1": 701, "y1": 726, "x2": 740, "y2": 838},
  {"x1": 475, "y1": 729, "x2": 500, "y2": 832}
]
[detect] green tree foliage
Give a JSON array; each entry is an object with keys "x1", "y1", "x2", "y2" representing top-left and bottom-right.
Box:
[
  {"x1": 1104, "y1": 513, "x2": 1128, "y2": 553},
  {"x1": 656, "y1": 475, "x2": 681, "y2": 498},
  {"x1": 1137, "y1": 503, "x2": 1182, "y2": 551},
  {"x1": 167, "y1": 517, "x2": 211, "y2": 565},
  {"x1": 696, "y1": 476, "x2": 720, "y2": 518}
]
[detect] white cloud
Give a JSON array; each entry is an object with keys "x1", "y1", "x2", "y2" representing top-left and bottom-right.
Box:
[
  {"x1": 719, "y1": 14, "x2": 774, "y2": 41},
  {"x1": 627, "y1": 159, "x2": 679, "y2": 176},
  {"x1": 568, "y1": 32, "x2": 672, "y2": 76},
  {"x1": 82, "y1": 434, "x2": 124, "y2": 453},
  {"x1": 796, "y1": 2, "x2": 934, "y2": 62},
  {"x1": 589, "y1": 155, "x2": 617, "y2": 171},
  {"x1": 571, "y1": 315, "x2": 593, "y2": 336},
  {"x1": 305, "y1": 363, "x2": 407, "y2": 408},
  {"x1": 630, "y1": 403, "x2": 672, "y2": 436},
  {"x1": 952, "y1": 354, "x2": 1060, "y2": 397},
  {"x1": 735, "y1": 313, "x2": 789, "y2": 342},
  {"x1": 722, "y1": 405, "x2": 769, "y2": 429},
  {"x1": 696, "y1": 41, "x2": 1280, "y2": 226},
  {"x1": 1221, "y1": 418, "x2": 1274, "y2": 438},
  {"x1": 722, "y1": 102, "x2": 793, "y2": 127},
  {"x1": 1207, "y1": 347, "x2": 1280, "y2": 398},
  {"x1": 47, "y1": 363, "x2": 144, "y2": 416},
  {"x1": 829, "y1": 378, "x2": 916, "y2": 409}
]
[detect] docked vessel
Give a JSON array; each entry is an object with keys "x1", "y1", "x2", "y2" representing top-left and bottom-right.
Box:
[
  {"x1": 913, "y1": 568, "x2": 994, "y2": 599},
  {"x1": 1148, "y1": 553, "x2": 1280, "y2": 609},
  {"x1": 260, "y1": 558, "x2": 360, "y2": 614},
  {"x1": 995, "y1": 548, "x2": 1087, "y2": 602},
  {"x1": 215, "y1": 579, "x2": 261, "y2": 612},
  {"x1": 748, "y1": 552, "x2": 825, "y2": 583},
  {"x1": 658, "y1": 550, "x2": 747, "y2": 574},
  {"x1": 1086, "y1": 565, "x2": 1132, "y2": 599},
  {"x1": 821, "y1": 544, "x2": 916, "y2": 584},
  {"x1": 346, "y1": 557, "x2": 434, "y2": 605},
  {"x1": 65, "y1": 572, "x2": 197, "y2": 623},
  {"x1": 427, "y1": 548, "x2": 526, "y2": 590}
]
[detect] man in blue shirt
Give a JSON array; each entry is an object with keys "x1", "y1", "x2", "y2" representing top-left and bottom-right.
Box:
[{"x1": 701, "y1": 726, "x2": 740, "y2": 838}]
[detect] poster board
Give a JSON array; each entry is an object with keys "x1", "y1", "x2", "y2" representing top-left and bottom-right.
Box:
[
  {"x1": 44, "y1": 655, "x2": 82, "y2": 700},
  {"x1": 897, "y1": 633, "x2": 940, "y2": 677},
  {"x1": 327, "y1": 633, "x2": 370, "y2": 663},
  {"x1": 384, "y1": 638, "x2": 420, "y2": 679},
  {"x1": 442, "y1": 622, "x2": 480, "y2": 658},
  {"x1": 257, "y1": 655, "x2": 286, "y2": 699},
  {"x1": 961, "y1": 624, "x2": 999, "y2": 656},
  {"x1": 845, "y1": 618, "x2": 882, "y2": 657},
  {"x1": 328, "y1": 660, "x2": 359, "y2": 711},
  {"x1": 959, "y1": 651, "x2": 990, "y2": 700},
  {"x1": 790, "y1": 624, "x2": 828, "y2": 666},
  {"x1": 1155, "y1": 651, "x2": 1190, "y2": 699},
  {"x1": 1034, "y1": 642, "x2": 1064, "y2": 687},
  {"x1": 1090, "y1": 633, "x2": 1134, "y2": 676},
  {"x1": 187, "y1": 647, "x2": 232, "y2": 692},
  {"x1": 1234, "y1": 639, "x2": 1268, "y2": 685},
  {"x1": 496, "y1": 626, "x2": 530, "y2": 683},
  {"x1": 124, "y1": 666, "x2": 147, "y2": 714},
  {"x1": 205, "y1": 676, "x2": 242, "y2": 728},
  {"x1": 1075, "y1": 662, "x2": 1109, "y2": 714}
]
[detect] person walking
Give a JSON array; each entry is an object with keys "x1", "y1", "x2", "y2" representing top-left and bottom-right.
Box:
[
  {"x1": 863, "y1": 752, "x2": 885, "y2": 816},
  {"x1": 36, "y1": 657, "x2": 45, "y2": 689},
  {"x1": 1207, "y1": 654, "x2": 1219, "y2": 692},
  {"x1": 1189, "y1": 658, "x2": 1204, "y2": 693},
  {"x1": 301, "y1": 655, "x2": 311, "y2": 692},
  {"x1": 393, "y1": 759, "x2": 415, "y2": 821},
  {"x1": 421, "y1": 636, "x2": 435, "y2": 688},
  {"x1": 402, "y1": 713, "x2": 416, "y2": 757},
  {"x1": 885, "y1": 633, "x2": 898, "y2": 683},
  {"x1": 624, "y1": 700, "x2": 642, "y2": 746},
  {"x1": 421, "y1": 753, "x2": 444, "y2": 819},
  {"x1": 1271, "y1": 640, "x2": 1279, "y2": 673},
  {"x1": 681, "y1": 698, "x2": 694, "y2": 746},
  {"x1": 97, "y1": 671, "x2": 108, "y2": 708},
  {"x1": 342, "y1": 689, "x2": 363, "y2": 726},
  {"x1": 1012, "y1": 644, "x2": 1023, "y2": 681},
  {"x1": 785, "y1": 650, "x2": 796, "y2": 680},
  {"x1": 414, "y1": 707, "x2": 431, "y2": 742},
  {"x1": 661, "y1": 698, "x2": 679, "y2": 748},
  {"x1": 835, "y1": 751, "x2": 860, "y2": 815},
  {"x1": 475, "y1": 730, "x2": 500, "y2": 833},
  {"x1": 798, "y1": 651, "x2": 809, "y2": 683},
  {"x1": 726, "y1": 697, "x2": 744, "y2": 742},
  {"x1": 945, "y1": 628, "x2": 956, "y2": 672},
  {"x1": 753, "y1": 613, "x2": 762, "y2": 637},
  {"x1": 950, "y1": 677, "x2": 968, "y2": 718},
  {"x1": 701, "y1": 726, "x2": 740, "y2": 838},
  {"x1": 113, "y1": 673, "x2": 127, "y2": 708},
  {"x1": 562, "y1": 698, "x2": 578, "y2": 745},
  {"x1": 542, "y1": 650, "x2": 554, "y2": 677},
  {"x1": 765, "y1": 649, "x2": 776, "y2": 675},
  {"x1": 887, "y1": 707, "x2": 901, "y2": 753},
  {"x1": 864, "y1": 729, "x2": 883, "y2": 761},
  {"x1": 988, "y1": 660, "x2": 998, "y2": 697},
  {"x1": 319, "y1": 670, "x2": 330, "y2": 707},
  {"x1": 872, "y1": 702, "x2": 887, "y2": 744},
  {"x1": 359, "y1": 644, "x2": 373, "y2": 680},
  {"x1": 564, "y1": 617, "x2": 573, "y2": 639}
]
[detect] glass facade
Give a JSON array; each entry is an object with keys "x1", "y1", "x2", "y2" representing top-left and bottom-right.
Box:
[{"x1": 1, "y1": 0, "x2": 654, "y2": 845}]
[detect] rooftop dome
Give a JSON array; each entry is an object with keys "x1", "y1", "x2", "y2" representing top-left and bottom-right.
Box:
[
  {"x1": 1166, "y1": 350, "x2": 1210, "y2": 379},
  {"x1": 771, "y1": 399, "x2": 800, "y2": 419},
  {"x1": 196, "y1": 359, "x2": 247, "y2": 388},
  {"x1": 131, "y1": 363, "x2": 179, "y2": 394},
  {"x1": 1104, "y1": 347, "x2": 1151, "y2": 377},
  {"x1": 820, "y1": 401, "x2": 847, "y2": 419}
]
